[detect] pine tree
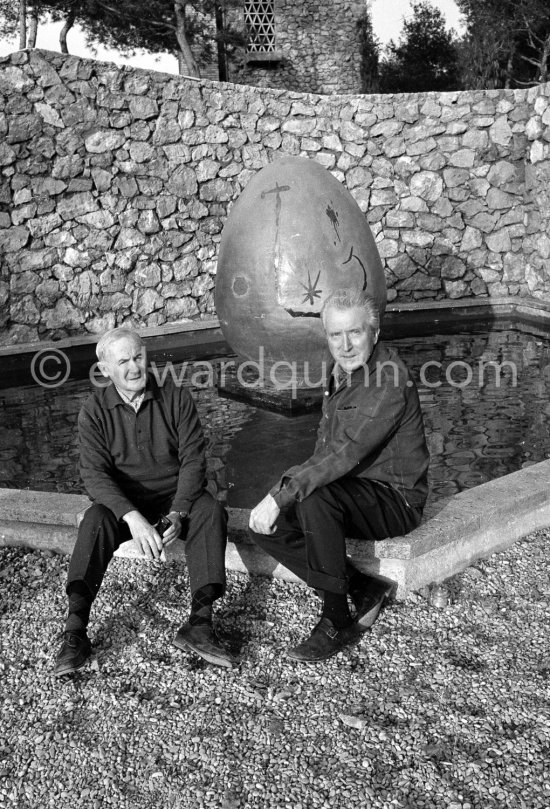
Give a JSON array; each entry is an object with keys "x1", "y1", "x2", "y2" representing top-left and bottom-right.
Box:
[{"x1": 379, "y1": 1, "x2": 459, "y2": 94}]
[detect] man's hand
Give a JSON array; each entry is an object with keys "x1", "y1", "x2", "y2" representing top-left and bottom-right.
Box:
[
  {"x1": 122, "y1": 510, "x2": 165, "y2": 560},
  {"x1": 163, "y1": 512, "x2": 184, "y2": 545},
  {"x1": 249, "y1": 494, "x2": 280, "y2": 536}
]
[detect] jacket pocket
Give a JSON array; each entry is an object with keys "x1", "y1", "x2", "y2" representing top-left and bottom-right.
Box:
[{"x1": 336, "y1": 406, "x2": 359, "y2": 419}]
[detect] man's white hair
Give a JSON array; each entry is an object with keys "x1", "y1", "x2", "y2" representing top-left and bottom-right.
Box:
[
  {"x1": 320, "y1": 288, "x2": 380, "y2": 332},
  {"x1": 96, "y1": 327, "x2": 144, "y2": 362}
]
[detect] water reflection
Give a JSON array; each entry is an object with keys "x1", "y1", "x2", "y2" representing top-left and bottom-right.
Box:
[{"x1": 1, "y1": 328, "x2": 550, "y2": 508}]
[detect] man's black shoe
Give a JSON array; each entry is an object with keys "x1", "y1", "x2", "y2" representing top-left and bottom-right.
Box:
[
  {"x1": 286, "y1": 617, "x2": 360, "y2": 663},
  {"x1": 350, "y1": 578, "x2": 395, "y2": 630},
  {"x1": 54, "y1": 631, "x2": 92, "y2": 677},
  {"x1": 173, "y1": 622, "x2": 235, "y2": 668}
]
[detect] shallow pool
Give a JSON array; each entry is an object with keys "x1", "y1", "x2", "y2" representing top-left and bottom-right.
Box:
[{"x1": 1, "y1": 327, "x2": 550, "y2": 509}]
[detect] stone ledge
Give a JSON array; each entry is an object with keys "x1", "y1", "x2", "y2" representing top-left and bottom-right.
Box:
[
  {"x1": 0, "y1": 488, "x2": 89, "y2": 526},
  {"x1": 1, "y1": 459, "x2": 549, "y2": 596},
  {"x1": 0, "y1": 317, "x2": 221, "y2": 358},
  {"x1": 386, "y1": 295, "x2": 550, "y2": 316},
  {"x1": 372, "y1": 459, "x2": 550, "y2": 560}
]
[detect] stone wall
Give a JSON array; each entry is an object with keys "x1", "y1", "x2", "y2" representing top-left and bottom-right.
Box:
[
  {"x1": 1, "y1": 49, "x2": 550, "y2": 345},
  {"x1": 233, "y1": 0, "x2": 366, "y2": 94}
]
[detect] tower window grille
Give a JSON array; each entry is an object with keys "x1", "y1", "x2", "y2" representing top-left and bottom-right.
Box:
[{"x1": 244, "y1": 0, "x2": 276, "y2": 53}]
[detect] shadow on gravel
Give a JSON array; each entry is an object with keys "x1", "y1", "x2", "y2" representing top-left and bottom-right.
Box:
[
  {"x1": 91, "y1": 562, "x2": 190, "y2": 654},
  {"x1": 216, "y1": 574, "x2": 276, "y2": 657},
  {"x1": 222, "y1": 573, "x2": 274, "y2": 619}
]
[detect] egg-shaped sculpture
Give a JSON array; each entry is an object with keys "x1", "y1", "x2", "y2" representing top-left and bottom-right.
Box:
[{"x1": 215, "y1": 156, "x2": 386, "y2": 386}]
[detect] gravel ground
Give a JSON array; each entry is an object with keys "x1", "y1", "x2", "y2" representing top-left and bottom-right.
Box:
[{"x1": 0, "y1": 530, "x2": 549, "y2": 809}]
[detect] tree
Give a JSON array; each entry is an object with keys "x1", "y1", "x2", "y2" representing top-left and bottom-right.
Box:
[
  {"x1": 69, "y1": 0, "x2": 243, "y2": 78},
  {"x1": 0, "y1": 0, "x2": 44, "y2": 49},
  {"x1": 37, "y1": 0, "x2": 204, "y2": 76},
  {"x1": 358, "y1": 8, "x2": 380, "y2": 93},
  {"x1": 27, "y1": 2, "x2": 40, "y2": 47},
  {"x1": 457, "y1": 0, "x2": 550, "y2": 87},
  {"x1": 508, "y1": 0, "x2": 550, "y2": 85},
  {"x1": 19, "y1": 0, "x2": 27, "y2": 48},
  {"x1": 520, "y1": 8, "x2": 550, "y2": 83},
  {"x1": 174, "y1": 0, "x2": 201, "y2": 76},
  {"x1": 0, "y1": 0, "x2": 23, "y2": 41},
  {"x1": 379, "y1": 1, "x2": 459, "y2": 93},
  {"x1": 0, "y1": 0, "x2": 242, "y2": 79},
  {"x1": 457, "y1": 0, "x2": 523, "y2": 88}
]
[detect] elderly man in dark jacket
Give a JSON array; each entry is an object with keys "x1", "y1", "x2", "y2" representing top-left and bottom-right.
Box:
[
  {"x1": 54, "y1": 327, "x2": 232, "y2": 676},
  {"x1": 249, "y1": 288, "x2": 429, "y2": 662}
]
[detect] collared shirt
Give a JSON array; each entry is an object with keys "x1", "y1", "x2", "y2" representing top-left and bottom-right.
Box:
[
  {"x1": 269, "y1": 341, "x2": 429, "y2": 511},
  {"x1": 78, "y1": 374, "x2": 206, "y2": 520},
  {"x1": 333, "y1": 363, "x2": 351, "y2": 388},
  {"x1": 113, "y1": 386, "x2": 145, "y2": 413}
]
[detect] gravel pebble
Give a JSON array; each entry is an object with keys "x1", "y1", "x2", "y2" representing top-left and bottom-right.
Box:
[{"x1": 0, "y1": 529, "x2": 549, "y2": 809}]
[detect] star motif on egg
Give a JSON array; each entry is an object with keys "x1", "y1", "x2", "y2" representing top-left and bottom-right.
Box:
[{"x1": 299, "y1": 269, "x2": 322, "y2": 305}]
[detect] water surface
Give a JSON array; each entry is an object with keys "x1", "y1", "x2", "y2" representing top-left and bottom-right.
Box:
[{"x1": 1, "y1": 328, "x2": 549, "y2": 508}]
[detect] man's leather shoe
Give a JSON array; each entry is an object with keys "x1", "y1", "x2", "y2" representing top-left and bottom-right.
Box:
[
  {"x1": 350, "y1": 578, "x2": 395, "y2": 630},
  {"x1": 173, "y1": 622, "x2": 234, "y2": 668},
  {"x1": 54, "y1": 631, "x2": 92, "y2": 677},
  {"x1": 286, "y1": 617, "x2": 360, "y2": 663}
]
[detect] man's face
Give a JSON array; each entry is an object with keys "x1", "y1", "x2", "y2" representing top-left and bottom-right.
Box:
[
  {"x1": 324, "y1": 306, "x2": 378, "y2": 374},
  {"x1": 98, "y1": 336, "x2": 147, "y2": 397}
]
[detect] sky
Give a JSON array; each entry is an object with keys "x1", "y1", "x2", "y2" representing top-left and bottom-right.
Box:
[{"x1": 0, "y1": 0, "x2": 465, "y2": 75}]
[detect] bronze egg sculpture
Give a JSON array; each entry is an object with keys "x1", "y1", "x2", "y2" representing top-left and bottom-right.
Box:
[{"x1": 215, "y1": 156, "x2": 386, "y2": 386}]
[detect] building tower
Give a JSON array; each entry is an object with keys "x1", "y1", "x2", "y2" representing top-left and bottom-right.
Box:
[{"x1": 230, "y1": 0, "x2": 368, "y2": 94}]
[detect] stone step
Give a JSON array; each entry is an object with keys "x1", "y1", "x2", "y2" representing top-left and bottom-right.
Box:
[{"x1": 2, "y1": 459, "x2": 550, "y2": 596}]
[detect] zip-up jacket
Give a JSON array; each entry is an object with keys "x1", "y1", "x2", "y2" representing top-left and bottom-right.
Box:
[{"x1": 269, "y1": 342, "x2": 429, "y2": 511}]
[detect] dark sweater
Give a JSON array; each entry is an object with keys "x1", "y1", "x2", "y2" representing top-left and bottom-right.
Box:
[{"x1": 78, "y1": 374, "x2": 206, "y2": 520}]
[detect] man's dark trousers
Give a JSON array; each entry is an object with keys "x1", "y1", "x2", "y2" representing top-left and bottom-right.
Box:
[
  {"x1": 68, "y1": 491, "x2": 227, "y2": 601},
  {"x1": 250, "y1": 478, "x2": 421, "y2": 594}
]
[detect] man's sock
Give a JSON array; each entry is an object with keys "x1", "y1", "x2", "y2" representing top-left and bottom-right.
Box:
[
  {"x1": 65, "y1": 582, "x2": 92, "y2": 635},
  {"x1": 321, "y1": 591, "x2": 353, "y2": 629},
  {"x1": 189, "y1": 583, "x2": 222, "y2": 627}
]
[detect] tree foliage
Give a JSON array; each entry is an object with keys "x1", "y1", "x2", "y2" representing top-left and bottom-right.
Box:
[
  {"x1": 0, "y1": 0, "x2": 23, "y2": 39},
  {"x1": 8, "y1": 1, "x2": 549, "y2": 92},
  {"x1": 2, "y1": 0, "x2": 242, "y2": 78},
  {"x1": 358, "y1": 10, "x2": 380, "y2": 93},
  {"x1": 379, "y1": 1, "x2": 460, "y2": 93},
  {"x1": 457, "y1": 0, "x2": 550, "y2": 88}
]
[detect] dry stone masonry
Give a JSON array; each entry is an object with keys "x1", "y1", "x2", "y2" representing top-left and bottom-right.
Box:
[
  {"x1": 235, "y1": 0, "x2": 365, "y2": 95},
  {"x1": 1, "y1": 49, "x2": 550, "y2": 344}
]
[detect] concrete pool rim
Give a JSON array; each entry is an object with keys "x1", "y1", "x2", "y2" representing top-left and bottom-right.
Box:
[{"x1": 1, "y1": 294, "x2": 549, "y2": 595}]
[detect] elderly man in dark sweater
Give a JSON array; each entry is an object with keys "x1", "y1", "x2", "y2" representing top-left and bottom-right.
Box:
[
  {"x1": 249, "y1": 289, "x2": 429, "y2": 663},
  {"x1": 54, "y1": 327, "x2": 231, "y2": 676}
]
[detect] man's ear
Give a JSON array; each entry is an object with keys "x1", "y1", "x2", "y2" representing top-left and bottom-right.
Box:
[
  {"x1": 373, "y1": 328, "x2": 380, "y2": 344},
  {"x1": 97, "y1": 360, "x2": 110, "y2": 379}
]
